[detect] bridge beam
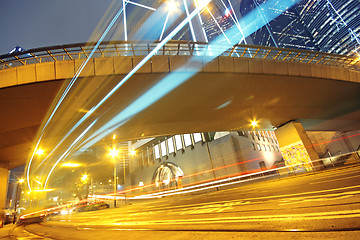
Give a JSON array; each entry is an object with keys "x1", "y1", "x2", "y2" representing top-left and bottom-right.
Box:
[{"x1": 275, "y1": 121, "x2": 323, "y2": 173}]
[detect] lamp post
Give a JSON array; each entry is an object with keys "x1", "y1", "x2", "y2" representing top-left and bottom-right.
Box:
[
  {"x1": 14, "y1": 178, "x2": 24, "y2": 223},
  {"x1": 109, "y1": 148, "x2": 119, "y2": 207},
  {"x1": 124, "y1": 150, "x2": 136, "y2": 204},
  {"x1": 122, "y1": 155, "x2": 126, "y2": 205}
]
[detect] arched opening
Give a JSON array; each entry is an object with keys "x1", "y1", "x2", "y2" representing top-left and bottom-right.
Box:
[{"x1": 152, "y1": 162, "x2": 184, "y2": 190}]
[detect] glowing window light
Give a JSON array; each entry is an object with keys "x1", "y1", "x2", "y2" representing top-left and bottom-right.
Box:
[
  {"x1": 167, "y1": 138, "x2": 174, "y2": 154},
  {"x1": 161, "y1": 141, "x2": 167, "y2": 156},
  {"x1": 224, "y1": 8, "x2": 231, "y2": 18},
  {"x1": 257, "y1": 143, "x2": 261, "y2": 151},
  {"x1": 193, "y1": 133, "x2": 202, "y2": 143},
  {"x1": 175, "y1": 135, "x2": 183, "y2": 150},
  {"x1": 184, "y1": 134, "x2": 192, "y2": 147},
  {"x1": 154, "y1": 145, "x2": 160, "y2": 159}
]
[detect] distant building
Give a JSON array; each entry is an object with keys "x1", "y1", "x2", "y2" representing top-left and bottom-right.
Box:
[
  {"x1": 128, "y1": 131, "x2": 284, "y2": 191},
  {"x1": 203, "y1": 1, "x2": 237, "y2": 42}
]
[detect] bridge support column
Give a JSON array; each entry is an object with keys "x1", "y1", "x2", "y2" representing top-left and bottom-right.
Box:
[
  {"x1": 0, "y1": 165, "x2": 9, "y2": 227},
  {"x1": 275, "y1": 121, "x2": 323, "y2": 173}
]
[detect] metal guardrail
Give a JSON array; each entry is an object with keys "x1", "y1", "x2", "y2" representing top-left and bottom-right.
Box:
[{"x1": 1, "y1": 41, "x2": 359, "y2": 70}]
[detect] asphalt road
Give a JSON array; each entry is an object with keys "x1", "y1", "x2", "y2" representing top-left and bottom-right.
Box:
[{"x1": 5, "y1": 164, "x2": 360, "y2": 239}]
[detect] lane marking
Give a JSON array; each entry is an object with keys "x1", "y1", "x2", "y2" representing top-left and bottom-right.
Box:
[
  {"x1": 97, "y1": 209, "x2": 360, "y2": 226},
  {"x1": 310, "y1": 175, "x2": 359, "y2": 185}
]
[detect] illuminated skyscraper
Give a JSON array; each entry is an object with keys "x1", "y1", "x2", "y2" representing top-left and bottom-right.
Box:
[
  {"x1": 233, "y1": 0, "x2": 360, "y2": 56},
  {"x1": 238, "y1": 0, "x2": 319, "y2": 51},
  {"x1": 295, "y1": 0, "x2": 360, "y2": 56}
]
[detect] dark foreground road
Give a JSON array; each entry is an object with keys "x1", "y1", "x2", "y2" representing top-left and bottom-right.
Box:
[{"x1": 3, "y1": 164, "x2": 360, "y2": 239}]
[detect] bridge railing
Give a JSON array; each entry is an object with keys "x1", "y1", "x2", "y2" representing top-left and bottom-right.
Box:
[{"x1": 1, "y1": 41, "x2": 359, "y2": 70}]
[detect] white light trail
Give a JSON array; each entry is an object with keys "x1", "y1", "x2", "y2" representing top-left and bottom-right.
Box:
[
  {"x1": 183, "y1": 0, "x2": 197, "y2": 42},
  {"x1": 226, "y1": 0, "x2": 246, "y2": 44},
  {"x1": 206, "y1": 6, "x2": 232, "y2": 45},
  {"x1": 159, "y1": 12, "x2": 170, "y2": 41},
  {"x1": 41, "y1": 0, "x2": 213, "y2": 185},
  {"x1": 44, "y1": 119, "x2": 98, "y2": 188},
  {"x1": 26, "y1": 4, "x2": 127, "y2": 191},
  {"x1": 33, "y1": 0, "x2": 301, "y2": 189},
  {"x1": 125, "y1": 0, "x2": 156, "y2": 11},
  {"x1": 123, "y1": 0, "x2": 128, "y2": 41},
  {"x1": 193, "y1": 0, "x2": 208, "y2": 43}
]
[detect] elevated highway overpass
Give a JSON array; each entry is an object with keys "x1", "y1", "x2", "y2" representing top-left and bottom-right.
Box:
[{"x1": 0, "y1": 41, "x2": 359, "y2": 171}]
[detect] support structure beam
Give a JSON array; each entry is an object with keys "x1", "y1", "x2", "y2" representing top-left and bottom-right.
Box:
[
  {"x1": 0, "y1": 165, "x2": 9, "y2": 227},
  {"x1": 275, "y1": 121, "x2": 323, "y2": 172}
]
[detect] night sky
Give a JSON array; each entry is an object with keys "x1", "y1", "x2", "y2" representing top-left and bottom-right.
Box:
[{"x1": 0, "y1": 0, "x2": 115, "y2": 54}]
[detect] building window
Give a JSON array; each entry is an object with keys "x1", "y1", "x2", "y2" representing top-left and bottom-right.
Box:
[
  {"x1": 250, "y1": 132, "x2": 255, "y2": 140},
  {"x1": 267, "y1": 145, "x2": 271, "y2": 152},
  {"x1": 175, "y1": 135, "x2": 183, "y2": 151},
  {"x1": 154, "y1": 145, "x2": 160, "y2": 159},
  {"x1": 148, "y1": 148, "x2": 154, "y2": 164},
  {"x1": 139, "y1": 152, "x2": 143, "y2": 167},
  {"x1": 261, "y1": 132, "x2": 265, "y2": 141},
  {"x1": 141, "y1": 150, "x2": 146, "y2": 166},
  {"x1": 184, "y1": 134, "x2": 192, "y2": 147},
  {"x1": 238, "y1": 131, "x2": 246, "y2": 137},
  {"x1": 167, "y1": 138, "x2": 174, "y2": 154},
  {"x1": 193, "y1": 133, "x2": 202, "y2": 143},
  {"x1": 161, "y1": 141, "x2": 167, "y2": 157},
  {"x1": 262, "y1": 144, "x2": 266, "y2": 151},
  {"x1": 251, "y1": 142, "x2": 256, "y2": 150},
  {"x1": 257, "y1": 143, "x2": 261, "y2": 151}
]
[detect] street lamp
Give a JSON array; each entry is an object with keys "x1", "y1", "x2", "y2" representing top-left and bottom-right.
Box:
[
  {"x1": 12, "y1": 178, "x2": 24, "y2": 224},
  {"x1": 81, "y1": 174, "x2": 88, "y2": 183},
  {"x1": 109, "y1": 148, "x2": 119, "y2": 207},
  {"x1": 250, "y1": 120, "x2": 258, "y2": 128},
  {"x1": 36, "y1": 149, "x2": 44, "y2": 156},
  {"x1": 166, "y1": 0, "x2": 178, "y2": 12}
]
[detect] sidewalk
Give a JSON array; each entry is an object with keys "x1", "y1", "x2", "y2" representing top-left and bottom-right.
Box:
[
  {"x1": 27, "y1": 222, "x2": 360, "y2": 240},
  {"x1": 0, "y1": 224, "x2": 15, "y2": 239}
]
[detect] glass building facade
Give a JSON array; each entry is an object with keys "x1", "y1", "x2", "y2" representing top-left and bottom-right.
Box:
[
  {"x1": 238, "y1": 0, "x2": 319, "y2": 50},
  {"x1": 211, "y1": 0, "x2": 360, "y2": 56},
  {"x1": 295, "y1": 0, "x2": 360, "y2": 56}
]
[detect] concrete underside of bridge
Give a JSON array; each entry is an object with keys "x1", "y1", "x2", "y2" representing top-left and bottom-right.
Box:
[{"x1": 0, "y1": 69, "x2": 359, "y2": 170}]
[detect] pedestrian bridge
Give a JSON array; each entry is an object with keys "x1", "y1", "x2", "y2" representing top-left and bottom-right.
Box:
[{"x1": 0, "y1": 41, "x2": 359, "y2": 168}]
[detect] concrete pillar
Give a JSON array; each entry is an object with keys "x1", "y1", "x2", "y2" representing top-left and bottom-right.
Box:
[
  {"x1": 275, "y1": 121, "x2": 323, "y2": 173},
  {"x1": 0, "y1": 165, "x2": 9, "y2": 227}
]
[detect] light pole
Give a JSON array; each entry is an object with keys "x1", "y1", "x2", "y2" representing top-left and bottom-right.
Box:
[
  {"x1": 14, "y1": 178, "x2": 24, "y2": 223},
  {"x1": 14, "y1": 178, "x2": 24, "y2": 212},
  {"x1": 124, "y1": 150, "x2": 136, "y2": 204},
  {"x1": 122, "y1": 155, "x2": 126, "y2": 205},
  {"x1": 109, "y1": 148, "x2": 119, "y2": 207}
]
